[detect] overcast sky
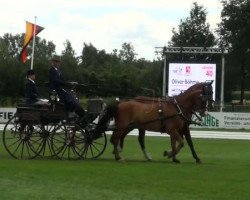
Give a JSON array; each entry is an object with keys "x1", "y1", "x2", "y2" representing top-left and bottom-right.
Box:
[{"x1": 0, "y1": 0, "x2": 222, "y2": 60}]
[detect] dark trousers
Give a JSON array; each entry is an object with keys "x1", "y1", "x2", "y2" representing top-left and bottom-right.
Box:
[{"x1": 66, "y1": 100, "x2": 85, "y2": 118}]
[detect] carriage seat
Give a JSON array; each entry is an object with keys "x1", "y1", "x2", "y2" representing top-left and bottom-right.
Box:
[{"x1": 87, "y1": 98, "x2": 104, "y2": 114}]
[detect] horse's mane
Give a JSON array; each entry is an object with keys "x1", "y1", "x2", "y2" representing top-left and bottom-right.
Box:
[{"x1": 182, "y1": 82, "x2": 207, "y2": 94}]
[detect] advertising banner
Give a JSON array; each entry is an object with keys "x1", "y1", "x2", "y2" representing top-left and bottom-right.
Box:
[
  {"x1": 168, "y1": 63, "x2": 216, "y2": 99},
  {"x1": 191, "y1": 112, "x2": 250, "y2": 129},
  {"x1": 0, "y1": 108, "x2": 16, "y2": 123},
  {"x1": 1, "y1": 107, "x2": 249, "y2": 130}
]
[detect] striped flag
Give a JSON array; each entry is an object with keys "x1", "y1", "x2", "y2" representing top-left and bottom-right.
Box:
[{"x1": 19, "y1": 21, "x2": 44, "y2": 63}]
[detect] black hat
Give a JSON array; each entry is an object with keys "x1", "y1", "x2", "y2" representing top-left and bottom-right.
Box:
[
  {"x1": 26, "y1": 69, "x2": 35, "y2": 76},
  {"x1": 51, "y1": 55, "x2": 61, "y2": 62}
]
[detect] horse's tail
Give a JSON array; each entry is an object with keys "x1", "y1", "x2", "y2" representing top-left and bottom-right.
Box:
[{"x1": 95, "y1": 102, "x2": 119, "y2": 134}]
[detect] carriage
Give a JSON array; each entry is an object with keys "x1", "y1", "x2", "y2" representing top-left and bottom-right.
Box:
[
  {"x1": 3, "y1": 81, "x2": 214, "y2": 163},
  {"x1": 2, "y1": 84, "x2": 107, "y2": 160}
]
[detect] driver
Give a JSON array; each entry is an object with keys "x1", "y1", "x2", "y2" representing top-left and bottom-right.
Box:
[
  {"x1": 25, "y1": 69, "x2": 49, "y2": 106},
  {"x1": 49, "y1": 55, "x2": 86, "y2": 124}
]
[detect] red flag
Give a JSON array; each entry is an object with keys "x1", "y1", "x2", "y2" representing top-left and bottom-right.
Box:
[{"x1": 19, "y1": 21, "x2": 44, "y2": 63}]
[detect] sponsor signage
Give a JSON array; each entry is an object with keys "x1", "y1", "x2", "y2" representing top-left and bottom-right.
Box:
[
  {"x1": 0, "y1": 108, "x2": 16, "y2": 123},
  {"x1": 168, "y1": 63, "x2": 216, "y2": 99},
  {"x1": 191, "y1": 112, "x2": 250, "y2": 129},
  {"x1": 0, "y1": 107, "x2": 249, "y2": 130}
]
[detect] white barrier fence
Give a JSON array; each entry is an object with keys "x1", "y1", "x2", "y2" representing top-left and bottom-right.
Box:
[
  {"x1": 0, "y1": 108, "x2": 250, "y2": 140},
  {"x1": 1, "y1": 108, "x2": 250, "y2": 129}
]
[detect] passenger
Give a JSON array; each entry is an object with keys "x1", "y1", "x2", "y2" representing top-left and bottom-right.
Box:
[
  {"x1": 25, "y1": 69, "x2": 49, "y2": 106},
  {"x1": 49, "y1": 55, "x2": 86, "y2": 124}
]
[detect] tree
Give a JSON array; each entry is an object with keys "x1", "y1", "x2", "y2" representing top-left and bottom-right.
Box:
[
  {"x1": 166, "y1": 3, "x2": 219, "y2": 98},
  {"x1": 170, "y1": 2, "x2": 216, "y2": 48},
  {"x1": 34, "y1": 37, "x2": 56, "y2": 61},
  {"x1": 167, "y1": 2, "x2": 217, "y2": 66},
  {"x1": 0, "y1": 33, "x2": 23, "y2": 59},
  {"x1": 61, "y1": 40, "x2": 78, "y2": 79},
  {"x1": 218, "y1": 0, "x2": 250, "y2": 104},
  {"x1": 80, "y1": 43, "x2": 99, "y2": 68},
  {"x1": 119, "y1": 42, "x2": 137, "y2": 63}
]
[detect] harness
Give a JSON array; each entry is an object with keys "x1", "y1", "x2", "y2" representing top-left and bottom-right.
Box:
[
  {"x1": 172, "y1": 98, "x2": 202, "y2": 126},
  {"x1": 158, "y1": 98, "x2": 166, "y2": 132},
  {"x1": 157, "y1": 97, "x2": 202, "y2": 130},
  {"x1": 113, "y1": 82, "x2": 213, "y2": 132},
  {"x1": 133, "y1": 97, "x2": 201, "y2": 133}
]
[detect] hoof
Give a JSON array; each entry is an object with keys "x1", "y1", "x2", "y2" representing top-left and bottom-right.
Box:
[
  {"x1": 115, "y1": 156, "x2": 123, "y2": 161},
  {"x1": 196, "y1": 159, "x2": 202, "y2": 164},
  {"x1": 146, "y1": 157, "x2": 153, "y2": 162},
  {"x1": 172, "y1": 158, "x2": 180, "y2": 163},
  {"x1": 163, "y1": 150, "x2": 172, "y2": 158},
  {"x1": 144, "y1": 153, "x2": 152, "y2": 161},
  {"x1": 117, "y1": 158, "x2": 126, "y2": 162}
]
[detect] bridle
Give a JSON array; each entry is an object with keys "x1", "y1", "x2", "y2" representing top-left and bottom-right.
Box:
[
  {"x1": 174, "y1": 83, "x2": 214, "y2": 125},
  {"x1": 199, "y1": 84, "x2": 214, "y2": 114}
]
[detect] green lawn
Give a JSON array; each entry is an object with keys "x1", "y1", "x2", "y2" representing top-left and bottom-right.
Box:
[{"x1": 0, "y1": 134, "x2": 250, "y2": 200}]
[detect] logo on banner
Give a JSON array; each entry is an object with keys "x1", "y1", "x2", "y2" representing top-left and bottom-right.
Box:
[
  {"x1": 185, "y1": 66, "x2": 191, "y2": 76},
  {"x1": 172, "y1": 67, "x2": 183, "y2": 76}
]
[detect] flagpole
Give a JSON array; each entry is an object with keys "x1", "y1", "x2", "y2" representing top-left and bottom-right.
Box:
[{"x1": 30, "y1": 16, "x2": 37, "y2": 70}]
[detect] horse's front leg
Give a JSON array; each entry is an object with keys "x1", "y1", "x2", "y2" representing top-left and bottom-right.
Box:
[
  {"x1": 183, "y1": 125, "x2": 201, "y2": 163},
  {"x1": 138, "y1": 129, "x2": 152, "y2": 161}
]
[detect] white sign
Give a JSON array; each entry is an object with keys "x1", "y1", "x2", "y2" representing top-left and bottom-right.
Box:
[
  {"x1": 168, "y1": 63, "x2": 216, "y2": 99},
  {"x1": 0, "y1": 108, "x2": 16, "y2": 123},
  {"x1": 191, "y1": 112, "x2": 250, "y2": 129}
]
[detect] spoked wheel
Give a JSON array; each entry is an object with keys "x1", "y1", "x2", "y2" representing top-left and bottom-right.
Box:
[
  {"x1": 3, "y1": 115, "x2": 42, "y2": 159},
  {"x1": 34, "y1": 124, "x2": 59, "y2": 158},
  {"x1": 51, "y1": 122, "x2": 85, "y2": 160},
  {"x1": 80, "y1": 123, "x2": 107, "y2": 159}
]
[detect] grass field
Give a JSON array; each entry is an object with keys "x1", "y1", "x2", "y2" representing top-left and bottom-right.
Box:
[{"x1": 0, "y1": 134, "x2": 250, "y2": 200}]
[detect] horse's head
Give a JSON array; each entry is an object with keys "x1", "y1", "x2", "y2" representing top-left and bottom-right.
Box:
[{"x1": 191, "y1": 81, "x2": 214, "y2": 117}]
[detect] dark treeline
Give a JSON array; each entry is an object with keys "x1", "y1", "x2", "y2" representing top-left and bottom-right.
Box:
[
  {"x1": 0, "y1": 0, "x2": 250, "y2": 105},
  {"x1": 0, "y1": 37, "x2": 162, "y2": 103}
]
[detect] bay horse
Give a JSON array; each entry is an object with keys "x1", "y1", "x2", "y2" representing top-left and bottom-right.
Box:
[
  {"x1": 95, "y1": 81, "x2": 213, "y2": 163},
  {"x1": 116, "y1": 82, "x2": 214, "y2": 163}
]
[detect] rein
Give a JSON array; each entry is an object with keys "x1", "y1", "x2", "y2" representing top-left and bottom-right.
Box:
[{"x1": 173, "y1": 98, "x2": 202, "y2": 126}]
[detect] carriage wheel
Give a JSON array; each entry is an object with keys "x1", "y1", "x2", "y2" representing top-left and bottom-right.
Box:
[
  {"x1": 34, "y1": 123, "x2": 59, "y2": 158},
  {"x1": 51, "y1": 122, "x2": 85, "y2": 160},
  {"x1": 80, "y1": 123, "x2": 107, "y2": 159},
  {"x1": 2, "y1": 115, "x2": 42, "y2": 159}
]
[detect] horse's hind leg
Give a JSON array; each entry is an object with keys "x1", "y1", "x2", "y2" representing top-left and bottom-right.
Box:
[
  {"x1": 167, "y1": 131, "x2": 184, "y2": 163},
  {"x1": 138, "y1": 129, "x2": 152, "y2": 161},
  {"x1": 110, "y1": 134, "x2": 122, "y2": 153},
  {"x1": 111, "y1": 129, "x2": 123, "y2": 160},
  {"x1": 114, "y1": 128, "x2": 133, "y2": 153}
]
